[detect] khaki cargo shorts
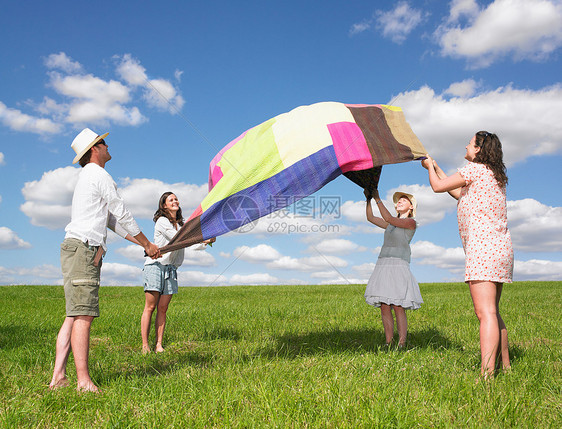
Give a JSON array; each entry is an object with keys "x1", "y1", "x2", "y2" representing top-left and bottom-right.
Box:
[{"x1": 60, "y1": 238, "x2": 102, "y2": 317}]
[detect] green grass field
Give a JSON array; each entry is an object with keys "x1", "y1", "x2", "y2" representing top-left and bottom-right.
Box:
[{"x1": 0, "y1": 282, "x2": 560, "y2": 428}]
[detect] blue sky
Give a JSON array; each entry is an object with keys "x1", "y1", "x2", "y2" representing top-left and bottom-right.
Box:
[{"x1": 1, "y1": 0, "x2": 561, "y2": 286}]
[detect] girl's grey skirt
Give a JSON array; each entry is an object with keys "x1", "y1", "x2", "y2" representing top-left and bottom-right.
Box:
[{"x1": 364, "y1": 257, "x2": 423, "y2": 310}]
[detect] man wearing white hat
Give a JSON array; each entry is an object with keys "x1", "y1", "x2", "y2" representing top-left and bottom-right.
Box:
[{"x1": 49, "y1": 128, "x2": 160, "y2": 393}]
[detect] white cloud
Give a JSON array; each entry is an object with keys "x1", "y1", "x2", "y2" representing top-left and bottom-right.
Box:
[
  {"x1": 310, "y1": 270, "x2": 344, "y2": 279},
  {"x1": 116, "y1": 54, "x2": 185, "y2": 114},
  {"x1": 20, "y1": 166, "x2": 79, "y2": 229},
  {"x1": 184, "y1": 247, "x2": 216, "y2": 266},
  {"x1": 115, "y1": 53, "x2": 148, "y2": 86},
  {"x1": 394, "y1": 83, "x2": 562, "y2": 169},
  {"x1": 228, "y1": 243, "x2": 349, "y2": 272},
  {"x1": 50, "y1": 72, "x2": 130, "y2": 104},
  {"x1": 21, "y1": 166, "x2": 78, "y2": 204},
  {"x1": 1, "y1": 53, "x2": 186, "y2": 136},
  {"x1": 0, "y1": 101, "x2": 62, "y2": 134},
  {"x1": 230, "y1": 273, "x2": 279, "y2": 285},
  {"x1": 341, "y1": 200, "x2": 367, "y2": 223},
  {"x1": 266, "y1": 256, "x2": 306, "y2": 271},
  {"x1": 349, "y1": 1, "x2": 426, "y2": 41},
  {"x1": 118, "y1": 177, "x2": 208, "y2": 220},
  {"x1": 507, "y1": 199, "x2": 562, "y2": 252},
  {"x1": 312, "y1": 238, "x2": 366, "y2": 254},
  {"x1": 318, "y1": 275, "x2": 366, "y2": 285},
  {"x1": 352, "y1": 262, "x2": 377, "y2": 278},
  {"x1": 411, "y1": 240, "x2": 466, "y2": 274},
  {"x1": 311, "y1": 269, "x2": 367, "y2": 285},
  {"x1": 443, "y1": 78, "x2": 480, "y2": 98},
  {"x1": 115, "y1": 244, "x2": 145, "y2": 263},
  {"x1": 178, "y1": 270, "x2": 227, "y2": 286},
  {"x1": 49, "y1": 72, "x2": 146, "y2": 126},
  {"x1": 514, "y1": 259, "x2": 562, "y2": 280},
  {"x1": 100, "y1": 262, "x2": 142, "y2": 286},
  {"x1": 19, "y1": 200, "x2": 72, "y2": 230},
  {"x1": 233, "y1": 244, "x2": 282, "y2": 262},
  {"x1": 448, "y1": 0, "x2": 480, "y2": 23},
  {"x1": 267, "y1": 254, "x2": 348, "y2": 271},
  {"x1": 0, "y1": 264, "x2": 61, "y2": 285},
  {"x1": 349, "y1": 21, "x2": 372, "y2": 36},
  {"x1": 44, "y1": 52, "x2": 83, "y2": 73},
  {"x1": 0, "y1": 152, "x2": 5, "y2": 165},
  {"x1": 35, "y1": 96, "x2": 67, "y2": 118},
  {"x1": 375, "y1": 1, "x2": 425, "y2": 44},
  {"x1": 436, "y1": 0, "x2": 562, "y2": 67},
  {"x1": 23, "y1": 264, "x2": 61, "y2": 279},
  {"x1": 0, "y1": 227, "x2": 31, "y2": 249},
  {"x1": 143, "y1": 78, "x2": 185, "y2": 113}
]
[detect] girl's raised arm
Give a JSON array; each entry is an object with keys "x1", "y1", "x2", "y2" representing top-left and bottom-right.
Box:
[{"x1": 365, "y1": 190, "x2": 388, "y2": 229}]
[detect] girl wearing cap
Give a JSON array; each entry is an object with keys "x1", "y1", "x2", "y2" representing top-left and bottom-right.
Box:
[
  {"x1": 364, "y1": 189, "x2": 423, "y2": 348},
  {"x1": 141, "y1": 192, "x2": 214, "y2": 353},
  {"x1": 423, "y1": 131, "x2": 513, "y2": 378}
]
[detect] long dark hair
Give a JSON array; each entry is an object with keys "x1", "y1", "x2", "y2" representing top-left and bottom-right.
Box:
[
  {"x1": 153, "y1": 192, "x2": 184, "y2": 227},
  {"x1": 473, "y1": 131, "x2": 508, "y2": 188}
]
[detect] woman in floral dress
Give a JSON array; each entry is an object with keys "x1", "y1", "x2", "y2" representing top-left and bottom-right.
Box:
[{"x1": 423, "y1": 131, "x2": 513, "y2": 378}]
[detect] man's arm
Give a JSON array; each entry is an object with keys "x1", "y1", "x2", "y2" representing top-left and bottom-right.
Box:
[
  {"x1": 133, "y1": 232, "x2": 160, "y2": 259},
  {"x1": 102, "y1": 181, "x2": 160, "y2": 258}
]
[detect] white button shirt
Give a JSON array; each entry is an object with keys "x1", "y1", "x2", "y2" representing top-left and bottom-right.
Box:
[{"x1": 65, "y1": 163, "x2": 141, "y2": 250}]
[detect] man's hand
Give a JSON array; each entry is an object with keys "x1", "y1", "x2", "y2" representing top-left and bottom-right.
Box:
[{"x1": 145, "y1": 242, "x2": 161, "y2": 259}]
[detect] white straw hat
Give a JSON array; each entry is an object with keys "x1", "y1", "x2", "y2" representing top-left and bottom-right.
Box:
[
  {"x1": 71, "y1": 128, "x2": 109, "y2": 164},
  {"x1": 393, "y1": 191, "x2": 417, "y2": 217}
]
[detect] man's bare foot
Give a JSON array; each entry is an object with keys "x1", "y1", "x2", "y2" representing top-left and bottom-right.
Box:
[
  {"x1": 48, "y1": 377, "x2": 70, "y2": 390},
  {"x1": 76, "y1": 381, "x2": 100, "y2": 393},
  {"x1": 142, "y1": 346, "x2": 151, "y2": 355},
  {"x1": 155, "y1": 344, "x2": 165, "y2": 353}
]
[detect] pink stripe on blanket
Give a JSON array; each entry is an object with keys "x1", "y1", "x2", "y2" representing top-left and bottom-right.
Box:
[
  {"x1": 328, "y1": 122, "x2": 373, "y2": 173},
  {"x1": 208, "y1": 130, "x2": 248, "y2": 190}
]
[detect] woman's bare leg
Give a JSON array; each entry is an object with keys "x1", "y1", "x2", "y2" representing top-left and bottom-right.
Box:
[
  {"x1": 495, "y1": 283, "x2": 511, "y2": 370},
  {"x1": 469, "y1": 281, "x2": 500, "y2": 377},
  {"x1": 155, "y1": 294, "x2": 173, "y2": 352},
  {"x1": 141, "y1": 292, "x2": 160, "y2": 353}
]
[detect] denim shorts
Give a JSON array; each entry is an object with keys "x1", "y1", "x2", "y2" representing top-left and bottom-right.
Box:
[
  {"x1": 143, "y1": 262, "x2": 178, "y2": 295},
  {"x1": 60, "y1": 238, "x2": 102, "y2": 317}
]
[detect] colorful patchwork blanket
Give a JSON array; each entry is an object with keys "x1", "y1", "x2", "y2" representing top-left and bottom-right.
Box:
[{"x1": 160, "y1": 102, "x2": 426, "y2": 253}]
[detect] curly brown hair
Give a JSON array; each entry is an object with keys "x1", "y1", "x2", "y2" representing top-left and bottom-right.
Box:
[
  {"x1": 153, "y1": 192, "x2": 184, "y2": 227},
  {"x1": 473, "y1": 131, "x2": 508, "y2": 188}
]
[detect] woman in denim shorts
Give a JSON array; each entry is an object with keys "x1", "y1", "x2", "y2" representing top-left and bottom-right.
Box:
[{"x1": 141, "y1": 192, "x2": 213, "y2": 353}]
